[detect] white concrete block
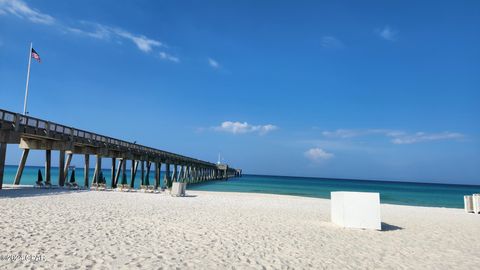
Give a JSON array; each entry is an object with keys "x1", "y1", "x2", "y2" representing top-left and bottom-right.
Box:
[
  {"x1": 473, "y1": 194, "x2": 480, "y2": 214},
  {"x1": 464, "y1": 195, "x2": 474, "y2": 213},
  {"x1": 171, "y1": 182, "x2": 186, "y2": 197},
  {"x1": 331, "y1": 191, "x2": 381, "y2": 230}
]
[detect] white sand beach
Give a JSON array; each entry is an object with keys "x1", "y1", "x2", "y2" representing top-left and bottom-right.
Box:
[{"x1": 1, "y1": 188, "x2": 479, "y2": 269}]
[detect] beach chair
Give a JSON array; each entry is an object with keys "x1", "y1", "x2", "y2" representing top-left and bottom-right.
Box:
[
  {"x1": 90, "y1": 183, "x2": 98, "y2": 190},
  {"x1": 117, "y1": 184, "x2": 130, "y2": 192},
  {"x1": 34, "y1": 169, "x2": 44, "y2": 188},
  {"x1": 147, "y1": 185, "x2": 156, "y2": 193},
  {"x1": 97, "y1": 183, "x2": 106, "y2": 191},
  {"x1": 34, "y1": 181, "x2": 44, "y2": 188},
  {"x1": 67, "y1": 168, "x2": 79, "y2": 190}
]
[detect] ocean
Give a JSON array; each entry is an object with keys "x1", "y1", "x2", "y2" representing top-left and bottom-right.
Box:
[{"x1": 2, "y1": 165, "x2": 478, "y2": 209}]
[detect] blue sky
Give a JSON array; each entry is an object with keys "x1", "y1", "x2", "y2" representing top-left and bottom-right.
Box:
[{"x1": 1, "y1": 0, "x2": 479, "y2": 184}]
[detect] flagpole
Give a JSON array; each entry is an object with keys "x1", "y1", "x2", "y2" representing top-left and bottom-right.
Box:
[{"x1": 23, "y1": 42, "x2": 33, "y2": 115}]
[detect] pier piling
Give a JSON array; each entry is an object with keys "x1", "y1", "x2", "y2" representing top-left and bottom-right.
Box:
[
  {"x1": 45, "y1": 150, "x2": 51, "y2": 185},
  {"x1": 154, "y1": 162, "x2": 160, "y2": 189},
  {"x1": 84, "y1": 154, "x2": 89, "y2": 188},
  {"x1": 58, "y1": 150, "x2": 65, "y2": 186},
  {"x1": 0, "y1": 143, "x2": 6, "y2": 189},
  {"x1": 111, "y1": 158, "x2": 116, "y2": 188},
  {"x1": 14, "y1": 149, "x2": 29, "y2": 185},
  {"x1": 64, "y1": 153, "x2": 73, "y2": 180}
]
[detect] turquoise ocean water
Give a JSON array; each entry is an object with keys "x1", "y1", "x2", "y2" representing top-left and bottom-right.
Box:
[{"x1": 2, "y1": 165, "x2": 478, "y2": 208}]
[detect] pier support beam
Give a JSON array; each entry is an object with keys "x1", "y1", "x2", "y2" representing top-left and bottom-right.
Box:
[
  {"x1": 14, "y1": 149, "x2": 30, "y2": 185},
  {"x1": 165, "y1": 163, "x2": 171, "y2": 188},
  {"x1": 95, "y1": 155, "x2": 102, "y2": 185},
  {"x1": 178, "y1": 165, "x2": 183, "y2": 182},
  {"x1": 193, "y1": 167, "x2": 196, "y2": 181},
  {"x1": 172, "y1": 164, "x2": 178, "y2": 183},
  {"x1": 145, "y1": 161, "x2": 151, "y2": 186},
  {"x1": 130, "y1": 160, "x2": 138, "y2": 188},
  {"x1": 121, "y1": 159, "x2": 127, "y2": 186},
  {"x1": 113, "y1": 159, "x2": 123, "y2": 187},
  {"x1": 84, "y1": 154, "x2": 89, "y2": 188},
  {"x1": 111, "y1": 158, "x2": 116, "y2": 188},
  {"x1": 181, "y1": 165, "x2": 185, "y2": 182},
  {"x1": 140, "y1": 160, "x2": 144, "y2": 186},
  {"x1": 64, "y1": 153, "x2": 73, "y2": 180},
  {"x1": 0, "y1": 143, "x2": 7, "y2": 189},
  {"x1": 58, "y1": 150, "x2": 65, "y2": 186},
  {"x1": 189, "y1": 166, "x2": 193, "y2": 183},
  {"x1": 154, "y1": 162, "x2": 160, "y2": 189},
  {"x1": 190, "y1": 167, "x2": 194, "y2": 183},
  {"x1": 45, "y1": 150, "x2": 51, "y2": 185}
]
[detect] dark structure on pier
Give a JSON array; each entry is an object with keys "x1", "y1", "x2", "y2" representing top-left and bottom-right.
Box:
[{"x1": 0, "y1": 108, "x2": 241, "y2": 189}]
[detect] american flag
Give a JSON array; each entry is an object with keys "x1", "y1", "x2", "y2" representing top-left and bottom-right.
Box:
[{"x1": 31, "y1": 48, "x2": 41, "y2": 63}]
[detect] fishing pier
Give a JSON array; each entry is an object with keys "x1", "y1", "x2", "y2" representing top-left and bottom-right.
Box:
[{"x1": 0, "y1": 108, "x2": 241, "y2": 189}]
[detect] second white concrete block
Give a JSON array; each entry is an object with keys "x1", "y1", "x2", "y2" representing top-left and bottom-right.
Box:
[{"x1": 171, "y1": 182, "x2": 187, "y2": 197}]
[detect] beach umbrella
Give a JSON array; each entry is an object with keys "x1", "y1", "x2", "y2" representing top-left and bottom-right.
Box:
[
  {"x1": 37, "y1": 169, "x2": 43, "y2": 183},
  {"x1": 98, "y1": 171, "x2": 104, "y2": 184},
  {"x1": 145, "y1": 174, "x2": 150, "y2": 186},
  {"x1": 69, "y1": 168, "x2": 76, "y2": 183},
  {"x1": 121, "y1": 172, "x2": 127, "y2": 185}
]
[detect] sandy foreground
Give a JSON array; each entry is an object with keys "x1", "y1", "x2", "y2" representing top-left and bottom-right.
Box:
[{"x1": 0, "y1": 188, "x2": 479, "y2": 270}]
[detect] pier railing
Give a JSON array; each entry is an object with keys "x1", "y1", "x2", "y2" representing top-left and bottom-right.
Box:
[{"x1": 0, "y1": 108, "x2": 214, "y2": 166}]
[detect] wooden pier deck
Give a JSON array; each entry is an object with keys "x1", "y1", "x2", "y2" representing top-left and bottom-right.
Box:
[{"x1": 0, "y1": 108, "x2": 241, "y2": 189}]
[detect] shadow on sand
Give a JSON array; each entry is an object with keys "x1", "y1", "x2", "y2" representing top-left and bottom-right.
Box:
[
  {"x1": 381, "y1": 222, "x2": 403, "y2": 231},
  {"x1": 0, "y1": 186, "x2": 89, "y2": 199}
]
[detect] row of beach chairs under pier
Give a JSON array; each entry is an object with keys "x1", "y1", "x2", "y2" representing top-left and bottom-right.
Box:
[
  {"x1": 464, "y1": 194, "x2": 480, "y2": 214},
  {"x1": 32, "y1": 168, "x2": 187, "y2": 195},
  {"x1": 89, "y1": 183, "x2": 163, "y2": 193},
  {"x1": 34, "y1": 169, "x2": 80, "y2": 190}
]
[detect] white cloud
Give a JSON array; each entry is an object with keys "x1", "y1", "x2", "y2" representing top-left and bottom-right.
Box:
[
  {"x1": 321, "y1": 36, "x2": 344, "y2": 49},
  {"x1": 208, "y1": 58, "x2": 220, "y2": 69},
  {"x1": 1, "y1": 0, "x2": 170, "y2": 56},
  {"x1": 67, "y1": 23, "x2": 163, "y2": 53},
  {"x1": 112, "y1": 28, "x2": 162, "y2": 53},
  {"x1": 390, "y1": 132, "x2": 464, "y2": 145},
  {"x1": 65, "y1": 23, "x2": 111, "y2": 40},
  {"x1": 214, "y1": 121, "x2": 277, "y2": 135},
  {"x1": 322, "y1": 129, "x2": 368, "y2": 138},
  {"x1": 0, "y1": 0, "x2": 55, "y2": 25},
  {"x1": 321, "y1": 128, "x2": 464, "y2": 144},
  {"x1": 159, "y1": 51, "x2": 179, "y2": 63},
  {"x1": 304, "y1": 148, "x2": 334, "y2": 162},
  {"x1": 376, "y1": 25, "x2": 398, "y2": 41}
]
